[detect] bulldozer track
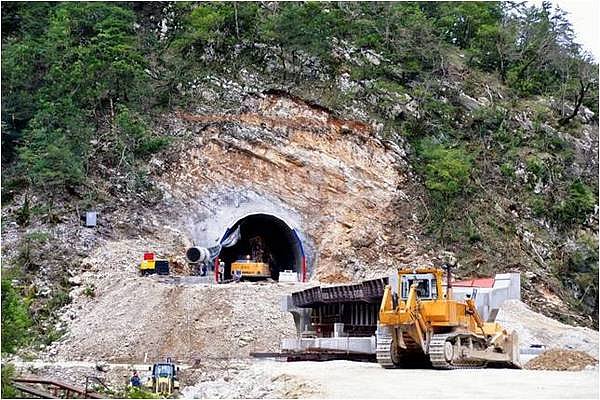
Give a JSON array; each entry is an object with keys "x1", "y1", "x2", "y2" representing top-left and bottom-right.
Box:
[
  {"x1": 376, "y1": 332, "x2": 396, "y2": 369},
  {"x1": 377, "y1": 329, "x2": 429, "y2": 369},
  {"x1": 429, "y1": 333, "x2": 487, "y2": 370}
]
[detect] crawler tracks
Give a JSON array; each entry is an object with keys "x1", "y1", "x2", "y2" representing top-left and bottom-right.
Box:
[
  {"x1": 428, "y1": 334, "x2": 487, "y2": 370},
  {"x1": 376, "y1": 329, "x2": 431, "y2": 369},
  {"x1": 376, "y1": 331, "x2": 488, "y2": 370},
  {"x1": 375, "y1": 331, "x2": 396, "y2": 368}
]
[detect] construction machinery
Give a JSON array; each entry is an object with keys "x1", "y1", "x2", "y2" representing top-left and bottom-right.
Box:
[
  {"x1": 230, "y1": 259, "x2": 271, "y2": 279},
  {"x1": 377, "y1": 266, "x2": 520, "y2": 369},
  {"x1": 139, "y1": 253, "x2": 170, "y2": 276},
  {"x1": 145, "y1": 359, "x2": 180, "y2": 395},
  {"x1": 229, "y1": 236, "x2": 272, "y2": 280}
]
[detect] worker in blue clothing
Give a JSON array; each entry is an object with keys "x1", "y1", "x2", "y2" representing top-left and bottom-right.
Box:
[{"x1": 130, "y1": 370, "x2": 141, "y2": 387}]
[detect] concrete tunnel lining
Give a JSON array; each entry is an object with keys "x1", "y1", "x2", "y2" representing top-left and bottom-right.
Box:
[{"x1": 217, "y1": 213, "x2": 305, "y2": 281}]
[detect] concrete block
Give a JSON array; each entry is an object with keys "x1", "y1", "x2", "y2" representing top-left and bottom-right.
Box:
[{"x1": 281, "y1": 337, "x2": 376, "y2": 354}]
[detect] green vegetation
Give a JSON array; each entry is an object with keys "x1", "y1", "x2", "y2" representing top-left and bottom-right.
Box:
[
  {"x1": 16, "y1": 230, "x2": 51, "y2": 272},
  {"x1": 124, "y1": 386, "x2": 161, "y2": 399},
  {"x1": 417, "y1": 140, "x2": 473, "y2": 244},
  {"x1": 558, "y1": 233, "x2": 599, "y2": 315},
  {"x1": 3, "y1": 2, "x2": 596, "y2": 197},
  {"x1": 1, "y1": 2, "x2": 598, "y2": 329},
  {"x1": 2, "y1": 2, "x2": 163, "y2": 192},
  {"x1": 1, "y1": 278, "x2": 32, "y2": 353},
  {"x1": 552, "y1": 181, "x2": 597, "y2": 225},
  {"x1": 1, "y1": 364, "x2": 19, "y2": 398},
  {"x1": 419, "y1": 141, "x2": 472, "y2": 199},
  {"x1": 83, "y1": 284, "x2": 96, "y2": 298}
]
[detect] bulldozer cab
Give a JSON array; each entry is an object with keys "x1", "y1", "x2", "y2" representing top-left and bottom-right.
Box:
[{"x1": 400, "y1": 273, "x2": 438, "y2": 300}]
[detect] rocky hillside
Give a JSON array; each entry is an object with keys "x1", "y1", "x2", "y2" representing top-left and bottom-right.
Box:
[{"x1": 1, "y1": 2, "x2": 598, "y2": 358}]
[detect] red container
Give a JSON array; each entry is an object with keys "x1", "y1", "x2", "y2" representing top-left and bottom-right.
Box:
[{"x1": 143, "y1": 252, "x2": 155, "y2": 260}]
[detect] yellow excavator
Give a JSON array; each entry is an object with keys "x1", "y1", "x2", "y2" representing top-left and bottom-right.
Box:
[{"x1": 377, "y1": 266, "x2": 520, "y2": 369}]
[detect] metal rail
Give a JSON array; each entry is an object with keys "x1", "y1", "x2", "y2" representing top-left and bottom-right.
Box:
[
  {"x1": 13, "y1": 376, "x2": 104, "y2": 399},
  {"x1": 11, "y1": 382, "x2": 59, "y2": 399}
]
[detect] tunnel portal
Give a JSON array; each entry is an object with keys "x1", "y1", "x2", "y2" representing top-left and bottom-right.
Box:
[{"x1": 217, "y1": 214, "x2": 304, "y2": 281}]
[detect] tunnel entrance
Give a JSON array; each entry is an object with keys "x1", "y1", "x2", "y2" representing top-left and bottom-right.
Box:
[{"x1": 217, "y1": 214, "x2": 304, "y2": 281}]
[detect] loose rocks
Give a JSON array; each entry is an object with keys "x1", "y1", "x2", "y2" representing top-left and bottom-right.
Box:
[{"x1": 525, "y1": 349, "x2": 598, "y2": 371}]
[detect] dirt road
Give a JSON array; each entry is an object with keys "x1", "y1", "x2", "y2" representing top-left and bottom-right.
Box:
[
  {"x1": 238, "y1": 360, "x2": 599, "y2": 399},
  {"x1": 10, "y1": 358, "x2": 599, "y2": 399}
]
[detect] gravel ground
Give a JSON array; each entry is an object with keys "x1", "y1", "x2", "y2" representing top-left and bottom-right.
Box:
[
  {"x1": 10, "y1": 358, "x2": 598, "y2": 399},
  {"x1": 248, "y1": 360, "x2": 599, "y2": 399},
  {"x1": 49, "y1": 279, "x2": 299, "y2": 362},
  {"x1": 40, "y1": 237, "x2": 302, "y2": 363}
]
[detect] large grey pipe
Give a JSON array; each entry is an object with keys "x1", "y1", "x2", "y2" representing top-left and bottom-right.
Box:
[{"x1": 186, "y1": 247, "x2": 211, "y2": 263}]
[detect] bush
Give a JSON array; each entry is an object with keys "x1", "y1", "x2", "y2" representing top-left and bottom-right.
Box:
[
  {"x1": 1, "y1": 364, "x2": 19, "y2": 398},
  {"x1": 418, "y1": 140, "x2": 472, "y2": 200},
  {"x1": 472, "y1": 105, "x2": 507, "y2": 133},
  {"x1": 41, "y1": 327, "x2": 64, "y2": 346},
  {"x1": 114, "y1": 108, "x2": 170, "y2": 162},
  {"x1": 552, "y1": 182, "x2": 597, "y2": 225},
  {"x1": 567, "y1": 235, "x2": 598, "y2": 274},
  {"x1": 16, "y1": 230, "x2": 50, "y2": 272},
  {"x1": 83, "y1": 285, "x2": 96, "y2": 298},
  {"x1": 124, "y1": 386, "x2": 160, "y2": 399},
  {"x1": 560, "y1": 234, "x2": 599, "y2": 315},
  {"x1": 1, "y1": 278, "x2": 32, "y2": 353},
  {"x1": 46, "y1": 289, "x2": 71, "y2": 312},
  {"x1": 528, "y1": 194, "x2": 547, "y2": 217},
  {"x1": 500, "y1": 162, "x2": 515, "y2": 178},
  {"x1": 525, "y1": 155, "x2": 548, "y2": 183}
]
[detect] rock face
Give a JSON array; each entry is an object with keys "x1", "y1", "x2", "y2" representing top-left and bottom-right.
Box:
[{"x1": 153, "y1": 92, "x2": 431, "y2": 281}]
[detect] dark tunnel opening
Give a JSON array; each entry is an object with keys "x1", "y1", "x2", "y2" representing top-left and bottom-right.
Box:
[{"x1": 217, "y1": 214, "x2": 302, "y2": 281}]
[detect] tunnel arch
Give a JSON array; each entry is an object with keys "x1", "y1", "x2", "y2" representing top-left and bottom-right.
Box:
[{"x1": 217, "y1": 213, "x2": 305, "y2": 282}]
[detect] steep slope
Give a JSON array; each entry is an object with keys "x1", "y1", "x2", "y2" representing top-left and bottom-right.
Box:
[
  {"x1": 2, "y1": 3, "x2": 597, "y2": 362},
  {"x1": 151, "y1": 92, "x2": 431, "y2": 281}
]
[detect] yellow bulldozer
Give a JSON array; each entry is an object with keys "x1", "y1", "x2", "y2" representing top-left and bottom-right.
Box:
[{"x1": 377, "y1": 266, "x2": 520, "y2": 369}]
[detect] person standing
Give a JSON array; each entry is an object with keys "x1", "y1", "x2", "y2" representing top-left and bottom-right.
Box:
[{"x1": 130, "y1": 370, "x2": 141, "y2": 387}]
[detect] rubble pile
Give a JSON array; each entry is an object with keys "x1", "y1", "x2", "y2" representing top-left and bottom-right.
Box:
[
  {"x1": 525, "y1": 349, "x2": 598, "y2": 371},
  {"x1": 48, "y1": 238, "x2": 297, "y2": 362},
  {"x1": 181, "y1": 360, "x2": 318, "y2": 399},
  {"x1": 496, "y1": 300, "x2": 598, "y2": 357}
]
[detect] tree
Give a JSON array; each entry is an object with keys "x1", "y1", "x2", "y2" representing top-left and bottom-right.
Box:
[
  {"x1": 3, "y1": 2, "x2": 153, "y2": 191},
  {"x1": 468, "y1": 14, "x2": 518, "y2": 81},
  {"x1": 1, "y1": 278, "x2": 32, "y2": 353},
  {"x1": 558, "y1": 55, "x2": 598, "y2": 125},
  {"x1": 422, "y1": 2, "x2": 503, "y2": 49},
  {"x1": 418, "y1": 140, "x2": 473, "y2": 244}
]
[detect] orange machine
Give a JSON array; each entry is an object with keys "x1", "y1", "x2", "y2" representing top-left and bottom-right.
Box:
[
  {"x1": 377, "y1": 266, "x2": 519, "y2": 369},
  {"x1": 230, "y1": 259, "x2": 271, "y2": 279}
]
